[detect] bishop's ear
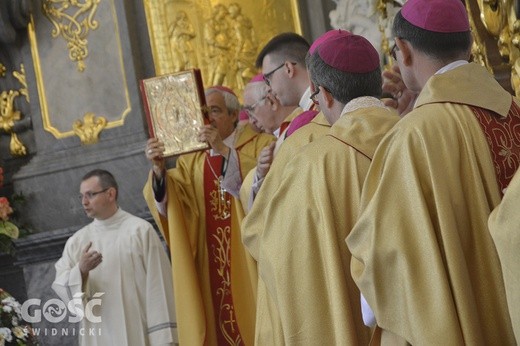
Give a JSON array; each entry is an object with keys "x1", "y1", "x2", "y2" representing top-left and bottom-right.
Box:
[
  {"x1": 395, "y1": 37, "x2": 412, "y2": 66},
  {"x1": 266, "y1": 93, "x2": 278, "y2": 111},
  {"x1": 321, "y1": 86, "x2": 335, "y2": 108}
]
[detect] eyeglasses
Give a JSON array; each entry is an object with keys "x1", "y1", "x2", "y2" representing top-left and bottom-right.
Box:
[
  {"x1": 79, "y1": 188, "x2": 109, "y2": 201},
  {"x1": 390, "y1": 38, "x2": 404, "y2": 60},
  {"x1": 310, "y1": 86, "x2": 321, "y2": 104},
  {"x1": 390, "y1": 43, "x2": 398, "y2": 60},
  {"x1": 263, "y1": 62, "x2": 296, "y2": 86},
  {"x1": 243, "y1": 95, "x2": 267, "y2": 117},
  {"x1": 263, "y1": 63, "x2": 285, "y2": 86}
]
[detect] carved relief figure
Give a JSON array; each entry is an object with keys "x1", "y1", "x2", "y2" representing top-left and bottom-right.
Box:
[
  {"x1": 228, "y1": 3, "x2": 258, "y2": 90},
  {"x1": 329, "y1": 0, "x2": 382, "y2": 54},
  {"x1": 204, "y1": 4, "x2": 231, "y2": 86},
  {"x1": 169, "y1": 11, "x2": 197, "y2": 72}
]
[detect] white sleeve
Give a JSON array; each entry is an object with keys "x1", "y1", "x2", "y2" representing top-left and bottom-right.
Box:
[
  {"x1": 248, "y1": 169, "x2": 264, "y2": 210},
  {"x1": 51, "y1": 240, "x2": 85, "y2": 312},
  {"x1": 221, "y1": 149, "x2": 242, "y2": 198},
  {"x1": 145, "y1": 226, "x2": 177, "y2": 345},
  {"x1": 361, "y1": 293, "x2": 376, "y2": 327},
  {"x1": 156, "y1": 193, "x2": 168, "y2": 217}
]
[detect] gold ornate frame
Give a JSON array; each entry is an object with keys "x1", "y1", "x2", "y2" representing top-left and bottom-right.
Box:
[
  {"x1": 142, "y1": 0, "x2": 302, "y2": 98},
  {"x1": 28, "y1": 0, "x2": 132, "y2": 144}
]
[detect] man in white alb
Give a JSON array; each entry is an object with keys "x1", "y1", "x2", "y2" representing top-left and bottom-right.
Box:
[{"x1": 53, "y1": 169, "x2": 176, "y2": 346}]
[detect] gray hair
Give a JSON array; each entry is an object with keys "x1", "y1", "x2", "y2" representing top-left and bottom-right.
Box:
[
  {"x1": 205, "y1": 87, "x2": 241, "y2": 114},
  {"x1": 306, "y1": 51, "x2": 382, "y2": 105},
  {"x1": 244, "y1": 82, "x2": 269, "y2": 104}
]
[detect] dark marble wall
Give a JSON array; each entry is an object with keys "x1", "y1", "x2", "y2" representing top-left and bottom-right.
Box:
[
  {"x1": 13, "y1": 0, "x2": 153, "y2": 233},
  {"x1": 2, "y1": 0, "x2": 157, "y2": 344}
]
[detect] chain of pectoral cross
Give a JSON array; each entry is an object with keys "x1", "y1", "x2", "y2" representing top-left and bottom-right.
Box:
[{"x1": 206, "y1": 154, "x2": 231, "y2": 219}]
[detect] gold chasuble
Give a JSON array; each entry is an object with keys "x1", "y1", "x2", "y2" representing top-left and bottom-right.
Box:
[
  {"x1": 241, "y1": 112, "x2": 331, "y2": 259},
  {"x1": 237, "y1": 107, "x2": 318, "y2": 214},
  {"x1": 255, "y1": 103, "x2": 399, "y2": 345},
  {"x1": 489, "y1": 170, "x2": 520, "y2": 341},
  {"x1": 143, "y1": 123, "x2": 274, "y2": 346},
  {"x1": 347, "y1": 63, "x2": 518, "y2": 345}
]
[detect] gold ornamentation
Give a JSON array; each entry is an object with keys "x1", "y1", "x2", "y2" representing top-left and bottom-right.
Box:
[
  {"x1": 471, "y1": 0, "x2": 520, "y2": 95},
  {"x1": 467, "y1": 0, "x2": 493, "y2": 71},
  {"x1": 0, "y1": 91, "x2": 21, "y2": 132},
  {"x1": 72, "y1": 112, "x2": 107, "y2": 144},
  {"x1": 0, "y1": 90, "x2": 27, "y2": 157},
  {"x1": 211, "y1": 225, "x2": 242, "y2": 345},
  {"x1": 477, "y1": 0, "x2": 505, "y2": 36},
  {"x1": 29, "y1": 11, "x2": 131, "y2": 139},
  {"x1": 0, "y1": 64, "x2": 6, "y2": 77},
  {"x1": 209, "y1": 176, "x2": 231, "y2": 220},
  {"x1": 376, "y1": 0, "x2": 403, "y2": 68},
  {"x1": 141, "y1": 70, "x2": 209, "y2": 157},
  {"x1": 13, "y1": 64, "x2": 29, "y2": 103},
  {"x1": 143, "y1": 0, "x2": 302, "y2": 100},
  {"x1": 169, "y1": 11, "x2": 197, "y2": 72},
  {"x1": 42, "y1": 0, "x2": 101, "y2": 72},
  {"x1": 206, "y1": 154, "x2": 231, "y2": 220},
  {"x1": 9, "y1": 133, "x2": 27, "y2": 156}
]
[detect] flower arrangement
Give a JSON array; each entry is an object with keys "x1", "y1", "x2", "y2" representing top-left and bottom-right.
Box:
[
  {"x1": 0, "y1": 167, "x2": 29, "y2": 255},
  {"x1": 0, "y1": 288, "x2": 37, "y2": 345}
]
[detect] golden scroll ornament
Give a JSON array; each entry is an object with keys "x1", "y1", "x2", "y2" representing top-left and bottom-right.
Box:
[{"x1": 42, "y1": 0, "x2": 101, "y2": 72}]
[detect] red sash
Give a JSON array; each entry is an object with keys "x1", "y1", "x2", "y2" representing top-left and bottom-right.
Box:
[
  {"x1": 471, "y1": 102, "x2": 520, "y2": 195},
  {"x1": 279, "y1": 121, "x2": 290, "y2": 136},
  {"x1": 203, "y1": 154, "x2": 243, "y2": 345}
]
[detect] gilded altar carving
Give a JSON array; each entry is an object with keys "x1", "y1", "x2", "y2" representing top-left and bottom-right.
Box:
[
  {"x1": 373, "y1": 0, "x2": 404, "y2": 67},
  {"x1": 72, "y1": 112, "x2": 107, "y2": 144},
  {"x1": 0, "y1": 61, "x2": 30, "y2": 157},
  {"x1": 330, "y1": 0, "x2": 387, "y2": 56},
  {"x1": 0, "y1": 90, "x2": 27, "y2": 156},
  {"x1": 13, "y1": 64, "x2": 29, "y2": 103},
  {"x1": 143, "y1": 0, "x2": 301, "y2": 98},
  {"x1": 42, "y1": 0, "x2": 101, "y2": 72},
  {"x1": 474, "y1": 0, "x2": 520, "y2": 96}
]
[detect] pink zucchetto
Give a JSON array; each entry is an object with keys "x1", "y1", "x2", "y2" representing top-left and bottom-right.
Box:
[
  {"x1": 249, "y1": 74, "x2": 264, "y2": 83},
  {"x1": 239, "y1": 109, "x2": 249, "y2": 121},
  {"x1": 401, "y1": 0, "x2": 470, "y2": 33},
  {"x1": 309, "y1": 29, "x2": 352, "y2": 54},
  {"x1": 317, "y1": 34, "x2": 380, "y2": 73},
  {"x1": 208, "y1": 85, "x2": 237, "y2": 98}
]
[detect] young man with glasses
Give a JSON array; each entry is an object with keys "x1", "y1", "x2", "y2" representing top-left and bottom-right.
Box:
[
  {"x1": 53, "y1": 169, "x2": 176, "y2": 345},
  {"x1": 249, "y1": 31, "x2": 400, "y2": 345},
  {"x1": 347, "y1": 0, "x2": 519, "y2": 343},
  {"x1": 241, "y1": 32, "x2": 337, "y2": 262},
  {"x1": 238, "y1": 33, "x2": 331, "y2": 212}
]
